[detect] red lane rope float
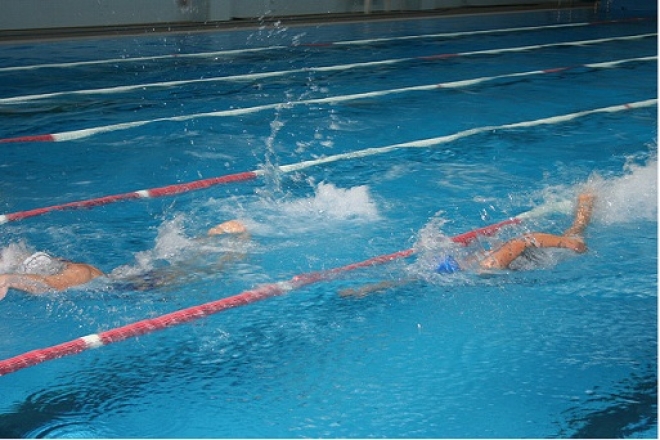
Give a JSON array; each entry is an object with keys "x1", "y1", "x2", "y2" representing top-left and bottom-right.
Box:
[
  {"x1": 0, "y1": 216, "x2": 524, "y2": 376},
  {"x1": 0, "y1": 134, "x2": 56, "y2": 143},
  {"x1": 0, "y1": 18, "x2": 650, "y2": 75},
  {"x1": 0, "y1": 42, "x2": 654, "y2": 144},
  {"x1": 0, "y1": 99, "x2": 655, "y2": 225},
  {"x1": 0, "y1": 171, "x2": 260, "y2": 224}
]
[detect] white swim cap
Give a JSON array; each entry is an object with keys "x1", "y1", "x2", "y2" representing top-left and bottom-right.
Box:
[{"x1": 19, "y1": 252, "x2": 66, "y2": 276}]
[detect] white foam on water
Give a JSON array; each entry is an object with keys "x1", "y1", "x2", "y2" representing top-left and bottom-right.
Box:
[
  {"x1": 588, "y1": 156, "x2": 657, "y2": 225},
  {"x1": 0, "y1": 241, "x2": 33, "y2": 274},
  {"x1": 407, "y1": 211, "x2": 469, "y2": 282},
  {"x1": 278, "y1": 182, "x2": 380, "y2": 221},
  {"x1": 224, "y1": 182, "x2": 382, "y2": 237}
]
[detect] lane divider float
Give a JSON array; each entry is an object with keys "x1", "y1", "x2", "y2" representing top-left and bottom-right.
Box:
[
  {"x1": 0, "y1": 171, "x2": 261, "y2": 224},
  {"x1": 0, "y1": 34, "x2": 654, "y2": 107},
  {"x1": 0, "y1": 52, "x2": 655, "y2": 144},
  {"x1": 0, "y1": 200, "x2": 571, "y2": 377},
  {"x1": 0, "y1": 17, "x2": 649, "y2": 74},
  {"x1": 0, "y1": 98, "x2": 655, "y2": 225}
]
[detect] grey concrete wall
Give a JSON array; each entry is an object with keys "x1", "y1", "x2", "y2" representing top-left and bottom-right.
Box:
[
  {"x1": 0, "y1": 0, "x2": 567, "y2": 32},
  {"x1": 0, "y1": 0, "x2": 216, "y2": 30}
]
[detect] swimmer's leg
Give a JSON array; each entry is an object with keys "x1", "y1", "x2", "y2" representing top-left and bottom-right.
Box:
[{"x1": 339, "y1": 279, "x2": 411, "y2": 298}]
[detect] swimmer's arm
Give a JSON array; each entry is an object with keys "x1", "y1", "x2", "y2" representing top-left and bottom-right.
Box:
[
  {"x1": 480, "y1": 232, "x2": 586, "y2": 270},
  {"x1": 0, "y1": 274, "x2": 52, "y2": 298},
  {"x1": 0, "y1": 263, "x2": 103, "y2": 300}
]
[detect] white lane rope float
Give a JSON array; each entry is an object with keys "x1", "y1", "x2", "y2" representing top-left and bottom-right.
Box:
[
  {"x1": 0, "y1": 198, "x2": 573, "y2": 377},
  {"x1": 0, "y1": 98, "x2": 655, "y2": 225},
  {"x1": 0, "y1": 33, "x2": 654, "y2": 106},
  {"x1": 0, "y1": 17, "x2": 647, "y2": 74},
  {"x1": 0, "y1": 53, "x2": 655, "y2": 144}
]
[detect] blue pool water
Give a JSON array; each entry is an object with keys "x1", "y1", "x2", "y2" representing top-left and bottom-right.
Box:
[{"x1": 0, "y1": 7, "x2": 657, "y2": 438}]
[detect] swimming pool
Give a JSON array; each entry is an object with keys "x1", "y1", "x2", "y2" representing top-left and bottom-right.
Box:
[{"x1": 0, "y1": 6, "x2": 656, "y2": 438}]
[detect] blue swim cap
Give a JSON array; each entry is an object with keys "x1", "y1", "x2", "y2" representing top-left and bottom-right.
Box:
[{"x1": 436, "y1": 255, "x2": 461, "y2": 274}]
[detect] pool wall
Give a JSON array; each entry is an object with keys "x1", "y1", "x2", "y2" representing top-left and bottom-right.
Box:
[{"x1": 0, "y1": 0, "x2": 597, "y2": 34}]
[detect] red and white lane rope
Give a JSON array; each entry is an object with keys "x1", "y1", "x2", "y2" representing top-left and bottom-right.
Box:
[
  {"x1": 0, "y1": 18, "x2": 646, "y2": 74},
  {"x1": 0, "y1": 171, "x2": 261, "y2": 224},
  {"x1": 0, "y1": 53, "x2": 654, "y2": 144},
  {"x1": 0, "y1": 99, "x2": 655, "y2": 225},
  {"x1": 0, "y1": 34, "x2": 653, "y2": 109},
  {"x1": 311, "y1": 17, "x2": 652, "y2": 47},
  {"x1": 0, "y1": 200, "x2": 571, "y2": 377}
]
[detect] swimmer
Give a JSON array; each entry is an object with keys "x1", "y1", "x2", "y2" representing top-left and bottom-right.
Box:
[
  {"x1": 0, "y1": 219, "x2": 248, "y2": 300},
  {"x1": 340, "y1": 193, "x2": 595, "y2": 297},
  {"x1": 114, "y1": 219, "x2": 250, "y2": 291}
]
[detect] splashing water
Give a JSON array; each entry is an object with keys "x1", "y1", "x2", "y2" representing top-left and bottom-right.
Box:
[
  {"x1": 109, "y1": 215, "x2": 252, "y2": 281},
  {"x1": 589, "y1": 157, "x2": 657, "y2": 225},
  {"x1": 258, "y1": 116, "x2": 287, "y2": 200},
  {"x1": 243, "y1": 182, "x2": 382, "y2": 237},
  {"x1": 278, "y1": 182, "x2": 380, "y2": 221},
  {"x1": 404, "y1": 210, "x2": 476, "y2": 283},
  {"x1": 0, "y1": 241, "x2": 33, "y2": 274}
]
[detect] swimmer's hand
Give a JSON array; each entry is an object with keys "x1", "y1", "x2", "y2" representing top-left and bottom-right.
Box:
[{"x1": 561, "y1": 237, "x2": 587, "y2": 253}]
